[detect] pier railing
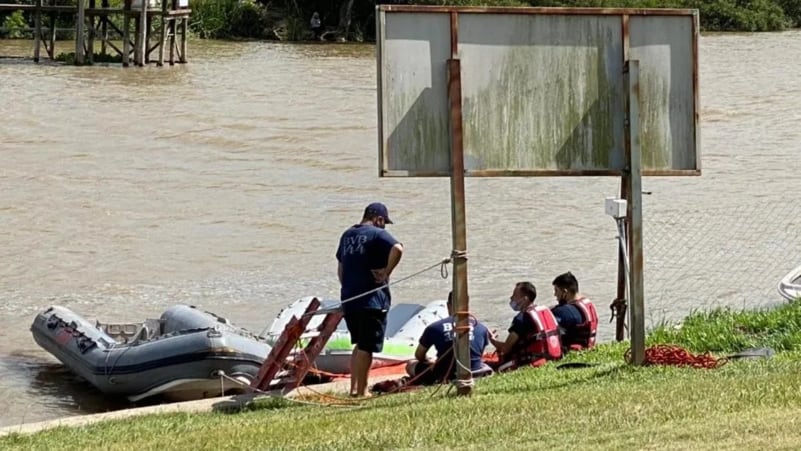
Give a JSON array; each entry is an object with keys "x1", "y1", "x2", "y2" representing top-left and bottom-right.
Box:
[{"x1": 0, "y1": 0, "x2": 191, "y2": 66}]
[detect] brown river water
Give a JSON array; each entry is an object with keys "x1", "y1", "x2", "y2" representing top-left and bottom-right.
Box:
[{"x1": 1, "y1": 31, "x2": 800, "y2": 428}]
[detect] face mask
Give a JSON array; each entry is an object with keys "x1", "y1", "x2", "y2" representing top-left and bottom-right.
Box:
[{"x1": 509, "y1": 298, "x2": 521, "y2": 312}]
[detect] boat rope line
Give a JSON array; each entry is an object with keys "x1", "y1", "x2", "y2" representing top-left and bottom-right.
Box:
[
  {"x1": 103, "y1": 343, "x2": 133, "y2": 383},
  {"x1": 334, "y1": 250, "x2": 464, "y2": 310},
  {"x1": 258, "y1": 251, "x2": 463, "y2": 337},
  {"x1": 246, "y1": 250, "x2": 480, "y2": 403},
  {"x1": 286, "y1": 339, "x2": 445, "y2": 400},
  {"x1": 216, "y1": 371, "x2": 365, "y2": 408}
]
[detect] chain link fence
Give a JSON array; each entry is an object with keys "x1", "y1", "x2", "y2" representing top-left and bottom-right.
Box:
[{"x1": 642, "y1": 202, "x2": 801, "y2": 325}]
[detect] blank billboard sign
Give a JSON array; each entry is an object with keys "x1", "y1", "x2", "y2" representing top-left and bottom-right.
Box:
[{"x1": 376, "y1": 6, "x2": 700, "y2": 177}]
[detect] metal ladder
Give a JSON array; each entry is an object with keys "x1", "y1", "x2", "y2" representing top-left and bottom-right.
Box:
[{"x1": 250, "y1": 297, "x2": 344, "y2": 394}]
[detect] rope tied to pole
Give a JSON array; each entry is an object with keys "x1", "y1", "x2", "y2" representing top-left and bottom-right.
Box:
[
  {"x1": 298, "y1": 252, "x2": 463, "y2": 320},
  {"x1": 609, "y1": 298, "x2": 628, "y2": 327},
  {"x1": 440, "y1": 249, "x2": 466, "y2": 279},
  {"x1": 451, "y1": 378, "x2": 474, "y2": 390}
]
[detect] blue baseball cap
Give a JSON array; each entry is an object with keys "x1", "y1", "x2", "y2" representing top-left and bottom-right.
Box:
[{"x1": 364, "y1": 202, "x2": 393, "y2": 224}]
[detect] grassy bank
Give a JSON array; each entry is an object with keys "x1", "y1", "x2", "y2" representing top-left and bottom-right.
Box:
[{"x1": 3, "y1": 299, "x2": 801, "y2": 450}]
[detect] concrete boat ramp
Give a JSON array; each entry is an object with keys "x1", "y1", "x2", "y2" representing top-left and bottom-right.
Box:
[{"x1": 0, "y1": 374, "x2": 401, "y2": 437}]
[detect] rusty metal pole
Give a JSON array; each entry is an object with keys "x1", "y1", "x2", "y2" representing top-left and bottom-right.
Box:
[
  {"x1": 447, "y1": 57, "x2": 472, "y2": 396},
  {"x1": 446, "y1": 11, "x2": 471, "y2": 397},
  {"x1": 624, "y1": 60, "x2": 645, "y2": 365},
  {"x1": 615, "y1": 13, "x2": 631, "y2": 343}
]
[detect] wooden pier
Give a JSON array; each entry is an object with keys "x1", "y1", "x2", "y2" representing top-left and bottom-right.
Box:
[{"x1": 0, "y1": 0, "x2": 191, "y2": 66}]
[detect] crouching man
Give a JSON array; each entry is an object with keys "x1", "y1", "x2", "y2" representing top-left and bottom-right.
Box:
[{"x1": 406, "y1": 292, "x2": 492, "y2": 385}]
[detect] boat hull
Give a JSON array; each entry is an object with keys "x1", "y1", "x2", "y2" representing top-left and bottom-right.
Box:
[
  {"x1": 778, "y1": 265, "x2": 801, "y2": 302},
  {"x1": 31, "y1": 305, "x2": 272, "y2": 402}
]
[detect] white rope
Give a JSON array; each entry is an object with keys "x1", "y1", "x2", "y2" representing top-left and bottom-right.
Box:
[
  {"x1": 452, "y1": 378, "x2": 475, "y2": 390},
  {"x1": 447, "y1": 375, "x2": 476, "y2": 396},
  {"x1": 614, "y1": 218, "x2": 631, "y2": 334}
]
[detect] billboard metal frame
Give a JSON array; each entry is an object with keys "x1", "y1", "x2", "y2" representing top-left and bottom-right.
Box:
[
  {"x1": 376, "y1": 5, "x2": 700, "y2": 177},
  {"x1": 375, "y1": 6, "x2": 701, "y2": 391}
]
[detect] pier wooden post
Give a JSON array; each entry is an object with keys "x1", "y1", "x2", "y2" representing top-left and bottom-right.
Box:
[
  {"x1": 144, "y1": 9, "x2": 151, "y2": 64},
  {"x1": 48, "y1": 13, "x2": 56, "y2": 59},
  {"x1": 122, "y1": 0, "x2": 130, "y2": 66},
  {"x1": 179, "y1": 16, "x2": 186, "y2": 63},
  {"x1": 168, "y1": 0, "x2": 176, "y2": 65},
  {"x1": 101, "y1": 0, "x2": 108, "y2": 56},
  {"x1": 87, "y1": 0, "x2": 95, "y2": 64},
  {"x1": 33, "y1": 0, "x2": 42, "y2": 62},
  {"x1": 75, "y1": 0, "x2": 85, "y2": 64},
  {"x1": 137, "y1": 0, "x2": 147, "y2": 66},
  {"x1": 157, "y1": 0, "x2": 167, "y2": 66}
]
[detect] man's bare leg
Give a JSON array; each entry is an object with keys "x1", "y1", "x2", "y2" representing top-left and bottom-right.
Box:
[
  {"x1": 349, "y1": 350, "x2": 358, "y2": 395},
  {"x1": 351, "y1": 348, "x2": 373, "y2": 397}
]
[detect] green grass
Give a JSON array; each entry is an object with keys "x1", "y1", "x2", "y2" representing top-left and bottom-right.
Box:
[
  {"x1": 648, "y1": 300, "x2": 801, "y2": 353},
  {"x1": 4, "y1": 300, "x2": 801, "y2": 450}
]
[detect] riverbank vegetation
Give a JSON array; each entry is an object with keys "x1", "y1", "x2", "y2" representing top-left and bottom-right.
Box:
[
  {"x1": 188, "y1": 0, "x2": 800, "y2": 40},
  {"x1": 3, "y1": 299, "x2": 801, "y2": 450},
  {"x1": 2, "y1": 0, "x2": 800, "y2": 40}
]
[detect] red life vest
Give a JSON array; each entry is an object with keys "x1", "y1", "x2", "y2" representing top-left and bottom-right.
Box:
[
  {"x1": 500, "y1": 306, "x2": 562, "y2": 370},
  {"x1": 566, "y1": 297, "x2": 599, "y2": 350}
]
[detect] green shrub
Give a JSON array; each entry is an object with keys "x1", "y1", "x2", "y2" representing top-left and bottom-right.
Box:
[{"x1": 1, "y1": 10, "x2": 28, "y2": 38}]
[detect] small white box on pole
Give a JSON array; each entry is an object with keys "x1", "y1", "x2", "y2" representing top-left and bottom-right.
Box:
[{"x1": 605, "y1": 197, "x2": 628, "y2": 219}]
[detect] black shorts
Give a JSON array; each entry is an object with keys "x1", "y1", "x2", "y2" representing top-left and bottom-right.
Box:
[
  {"x1": 344, "y1": 309, "x2": 387, "y2": 353},
  {"x1": 410, "y1": 360, "x2": 451, "y2": 386}
]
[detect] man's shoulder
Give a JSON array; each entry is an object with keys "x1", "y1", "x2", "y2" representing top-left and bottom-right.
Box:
[
  {"x1": 513, "y1": 311, "x2": 529, "y2": 322},
  {"x1": 339, "y1": 224, "x2": 361, "y2": 235},
  {"x1": 428, "y1": 316, "x2": 453, "y2": 329},
  {"x1": 471, "y1": 318, "x2": 489, "y2": 330},
  {"x1": 341, "y1": 224, "x2": 391, "y2": 237}
]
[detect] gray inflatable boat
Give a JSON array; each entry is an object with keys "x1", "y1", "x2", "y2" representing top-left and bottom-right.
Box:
[{"x1": 31, "y1": 304, "x2": 272, "y2": 402}]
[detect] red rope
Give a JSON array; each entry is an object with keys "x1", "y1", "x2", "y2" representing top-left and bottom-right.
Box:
[{"x1": 626, "y1": 345, "x2": 728, "y2": 369}]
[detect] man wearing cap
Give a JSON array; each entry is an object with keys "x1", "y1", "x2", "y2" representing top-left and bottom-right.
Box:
[{"x1": 335, "y1": 202, "x2": 404, "y2": 397}]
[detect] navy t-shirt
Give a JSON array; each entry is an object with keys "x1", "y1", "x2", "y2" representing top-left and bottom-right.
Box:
[
  {"x1": 335, "y1": 224, "x2": 399, "y2": 313},
  {"x1": 551, "y1": 303, "x2": 584, "y2": 328},
  {"x1": 508, "y1": 311, "x2": 536, "y2": 338},
  {"x1": 506, "y1": 311, "x2": 538, "y2": 356},
  {"x1": 419, "y1": 316, "x2": 489, "y2": 372}
]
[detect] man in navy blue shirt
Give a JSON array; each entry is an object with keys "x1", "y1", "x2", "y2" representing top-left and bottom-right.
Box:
[
  {"x1": 490, "y1": 281, "x2": 537, "y2": 360},
  {"x1": 406, "y1": 292, "x2": 491, "y2": 385},
  {"x1": 336, "y1": 202, "x2": 403, "y2": 397},
  {"x1": 550, "y1": 272, "x2": 586, "y2": 350}
]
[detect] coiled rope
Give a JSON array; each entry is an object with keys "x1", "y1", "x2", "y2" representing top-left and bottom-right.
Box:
[{"x1": 626, "y1": 344, "x2": 728, "y2": 369}]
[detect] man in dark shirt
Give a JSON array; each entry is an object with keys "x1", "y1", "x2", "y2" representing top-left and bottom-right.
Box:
[
  {"x1": 406, "y1": 292, "x2": 491, "y2": 385},
  {"x1": 336, "y1": 202, "x2": 403, "y2": 397},
  {"x1": 551, "y1": 272, "x2": 587, "y2": 351},
  {"x1": 489, "y1": 281, "x2": 538, "y2": 360}
]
